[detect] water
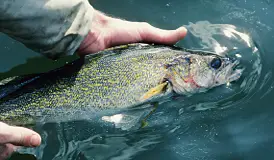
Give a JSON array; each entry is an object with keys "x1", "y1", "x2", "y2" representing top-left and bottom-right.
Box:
[{"x1": 1, "y1": 0, "x2": 274, "y2": 159}]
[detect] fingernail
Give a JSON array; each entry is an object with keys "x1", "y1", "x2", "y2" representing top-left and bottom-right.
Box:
[
  {"x1": 179, "y1": 27, "x2": 187, "y2": 33},
  {"x1": 30, "y1": 135, "x2": 41, "y2": 147}
]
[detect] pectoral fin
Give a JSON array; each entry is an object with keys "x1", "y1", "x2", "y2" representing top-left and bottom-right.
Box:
[
  {"x1": 141, "y1": 82, "x2": 168, "y2": 101},
  {"x1": 141, "y1": 102, "x2": 159, "y2": 128}
]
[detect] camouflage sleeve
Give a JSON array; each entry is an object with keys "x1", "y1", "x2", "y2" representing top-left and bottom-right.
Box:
[{"x1": 0, "y1": 0, "x2": 94, "y2": 59}]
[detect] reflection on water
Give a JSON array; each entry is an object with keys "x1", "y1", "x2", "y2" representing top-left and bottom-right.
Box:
[
  {"x1": 18, "y1": 121, "x2": 165, "y2": 160},
  {"x1": 3, "y1": 0, "x2": 274, "y2": 159}
]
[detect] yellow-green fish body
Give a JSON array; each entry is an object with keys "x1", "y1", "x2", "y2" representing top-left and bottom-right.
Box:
[{"x1": 0, "y1": 43, "x2": 243, "y2": 124}]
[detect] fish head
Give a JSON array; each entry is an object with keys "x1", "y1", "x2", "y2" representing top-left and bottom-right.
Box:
[{"x1": 164, "y1": 52, "x2": 243, "y2": 95}]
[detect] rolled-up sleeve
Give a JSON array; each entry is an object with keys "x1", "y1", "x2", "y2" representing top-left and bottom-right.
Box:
[{"x1": 0, "y1": 0, "x2": 94, "y2": 59}]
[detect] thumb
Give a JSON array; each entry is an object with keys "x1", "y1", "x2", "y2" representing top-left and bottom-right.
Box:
[
  {"x1": 140, "y1": 25, "x2": 188, "y2": 45},
  {"x1": 0, "y1": 122, "x2": 41, "y2": 147}
]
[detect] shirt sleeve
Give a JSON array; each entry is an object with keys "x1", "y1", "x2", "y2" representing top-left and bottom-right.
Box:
[{"x1": 0, "y1": 0, "x2": 94, "y2": 59}]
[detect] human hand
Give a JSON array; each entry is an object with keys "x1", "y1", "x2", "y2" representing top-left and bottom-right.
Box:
[
  {"x1": 0, "y1": 122, "x2": 41, "y2": 160},
  {"x1": 77, "y1": 10, "x2": 188, "y2": 55}
]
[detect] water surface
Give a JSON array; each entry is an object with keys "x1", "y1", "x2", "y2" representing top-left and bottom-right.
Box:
[{"x1": 1, "y1": 0, "x2": 274, "y2": 159}]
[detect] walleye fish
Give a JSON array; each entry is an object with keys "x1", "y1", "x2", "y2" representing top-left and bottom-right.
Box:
[{"x1": 0, "y1": 43, "x2": 243, "y2": 124}]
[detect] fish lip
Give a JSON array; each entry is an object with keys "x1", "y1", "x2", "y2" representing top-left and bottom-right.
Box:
[
  {"x1": 224, "y1": 58, "x2": 243, "y2": 82},
  {"x1": 231, "y1": 58, "x2": 242, "y2": 72}
]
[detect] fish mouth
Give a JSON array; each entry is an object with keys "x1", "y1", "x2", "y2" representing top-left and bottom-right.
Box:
[
  {"x1": 229, "y1": 60, "x2": 244, "y2": 82},
  {"x1": 216, "y1": 57, "x2": 244, "y2": 84}
]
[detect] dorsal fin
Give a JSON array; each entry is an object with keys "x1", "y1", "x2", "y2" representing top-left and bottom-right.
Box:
[
  {"x1": 0, "y1": 74, "x2": 41, "y2": 100},
  {"x1": 0, "y1": 57, "x2": 85, "y2": 101}
]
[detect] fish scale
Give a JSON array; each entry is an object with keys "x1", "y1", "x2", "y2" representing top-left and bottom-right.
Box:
[
  {"x1": 0, "y1": 44, "x2": 185, "y2": 121},
  {"x1": 0, "y1": 43, "x2": 242, "y2": 124}
]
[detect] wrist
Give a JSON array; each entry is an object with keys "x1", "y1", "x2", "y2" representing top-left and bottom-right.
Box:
[{"x1": 77, "y1": 10, "x2": 110, "y2": 55}]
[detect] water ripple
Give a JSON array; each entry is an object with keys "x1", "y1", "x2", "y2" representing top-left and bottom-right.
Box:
[{"x1": 183, "y1": 21, "x2": 264, "y2": 111}]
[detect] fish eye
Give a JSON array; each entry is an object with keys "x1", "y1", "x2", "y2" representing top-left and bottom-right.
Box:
[{"x1": 210, "y1": 57, "x2": 222, "y2": 69}]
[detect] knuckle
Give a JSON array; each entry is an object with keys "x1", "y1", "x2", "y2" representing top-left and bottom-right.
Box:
[{"x1": 19, "y1": 132, "x2": 26, "y2": 146}]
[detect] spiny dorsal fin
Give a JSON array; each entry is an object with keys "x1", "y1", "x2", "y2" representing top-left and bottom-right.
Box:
[{"x1": 0, "y1": 74, "x2": 41, "y2": 100}]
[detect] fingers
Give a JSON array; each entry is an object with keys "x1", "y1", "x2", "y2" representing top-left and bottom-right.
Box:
[
  {"x1": 0, "y1": 122, "x2": 41, "y2": 147},
  {"x1": 78, "y1": 14, "x2": 188, "y2": 55},
  {"x1": 139, "y1": 23, "x2": 188, "y2": 45},
  {"x1": 0, "y1": 144, "x2": 16, "y2": 160}
]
